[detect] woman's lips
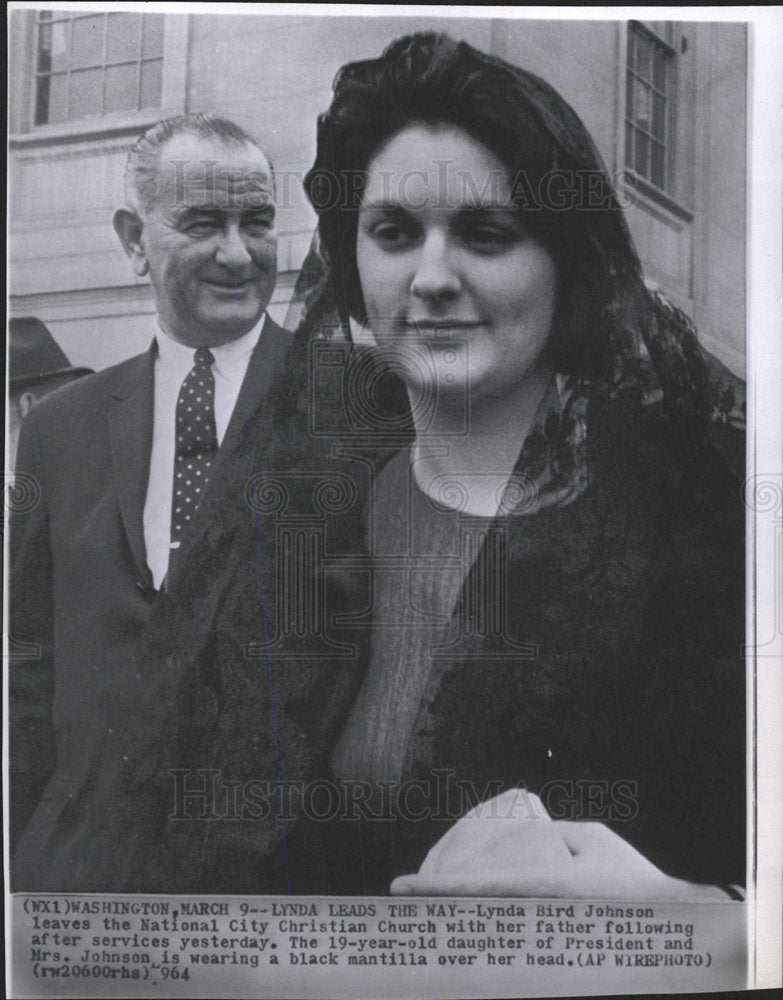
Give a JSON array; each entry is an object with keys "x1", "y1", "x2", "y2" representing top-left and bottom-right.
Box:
[{"x1": 400, "y1": 319, "x2": 483, "y2": 334}]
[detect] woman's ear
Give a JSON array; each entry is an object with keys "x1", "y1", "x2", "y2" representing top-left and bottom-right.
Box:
[{"x1": 113, "y1": 208, "x2": 149, "y2": 277}]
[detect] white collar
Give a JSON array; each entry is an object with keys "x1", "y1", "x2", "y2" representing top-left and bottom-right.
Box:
[{"x1": 154, "y1": 314, "x2": 266, "y2": 376}]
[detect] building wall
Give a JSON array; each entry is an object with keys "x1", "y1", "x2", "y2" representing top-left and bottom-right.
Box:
[
  {"x1": 8, "y1": 12, "x2": 746, "y2": 376},
  {"x1": 691, "y1": 21, "x2": 747, "y2": 373}
]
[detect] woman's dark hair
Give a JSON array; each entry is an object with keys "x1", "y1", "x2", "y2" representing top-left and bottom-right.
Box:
[{"x1": 304, "y1": 32, "x2": 647, "y2": 380}]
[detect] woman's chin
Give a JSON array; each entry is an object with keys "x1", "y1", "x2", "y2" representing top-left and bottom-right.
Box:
[{"x1": 394, "y1": 371, "x2": 470, "y2": 427}]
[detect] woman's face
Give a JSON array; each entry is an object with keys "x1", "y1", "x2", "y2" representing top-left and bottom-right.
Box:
[{"x1": 356, "y1": 123, "x2": 558, "y2": 406}]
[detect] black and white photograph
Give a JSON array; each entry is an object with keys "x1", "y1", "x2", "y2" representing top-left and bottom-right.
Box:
[{"x1": 5, "y1": 3, "x2": 782, "y2": 997}]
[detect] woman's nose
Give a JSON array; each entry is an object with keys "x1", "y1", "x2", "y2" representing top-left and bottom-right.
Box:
[
  {"x1": 214, "y1": 223, "x2": 253, "y2": 267},
  {"x1": 410, "y1": 233, "x2": 461, "y2": 301}
]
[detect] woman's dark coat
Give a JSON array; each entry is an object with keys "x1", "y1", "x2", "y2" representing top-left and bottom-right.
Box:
[{"x1": 108, "y1": 337, "x2": 745, "y2": 895}]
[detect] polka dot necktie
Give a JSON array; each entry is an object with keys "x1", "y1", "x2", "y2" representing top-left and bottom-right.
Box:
[{"x1": 170, "y1": 347, "x2": 218, "y2": 547}]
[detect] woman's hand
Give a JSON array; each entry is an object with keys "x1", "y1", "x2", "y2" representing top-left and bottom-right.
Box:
[{"x1": 390, "y1": 789, "x2": 728, "y2": 899}]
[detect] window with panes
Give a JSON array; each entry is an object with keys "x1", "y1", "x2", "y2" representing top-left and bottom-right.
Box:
[
  {"x1": 35, "y1": 10, "x2": 165, "y2": 125},
  {"x1": 625, "y1": 21, "x2": 677, "y2": 192}
]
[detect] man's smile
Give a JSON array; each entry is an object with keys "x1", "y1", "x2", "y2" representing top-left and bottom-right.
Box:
[{"x1": 203, "y1": 277, "x2": 256, "y2": 292}]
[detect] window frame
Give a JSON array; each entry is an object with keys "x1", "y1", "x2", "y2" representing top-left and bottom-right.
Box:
[
  {"x1": 624, "y1": 19, "x2": 679, "y2": 197},
  {"x1": 33, "y1": 10, "x2": 166, "y2": 126},
  {"x1": 10, "y1": 10, "x2": 188, "y2": 146}
]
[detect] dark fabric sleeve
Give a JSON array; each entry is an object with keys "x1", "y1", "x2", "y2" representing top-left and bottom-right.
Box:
[
  {"x1": 611, "y1": 410, "x2": 746, "y2": 887},
  {"x1": 8, "y1": 408, "x2": 57, "y2": 848}
]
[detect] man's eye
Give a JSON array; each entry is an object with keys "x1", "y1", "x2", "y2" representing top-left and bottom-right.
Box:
[
  {"x1": 185, "y1": 219, "x2": 218, "y2": 235},
  {"x1": 244, "y1": 215, "x2": 273, "y2": 233}
]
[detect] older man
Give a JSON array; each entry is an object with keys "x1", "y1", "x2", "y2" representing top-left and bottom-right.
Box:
[{"x1": 10, "y1": 114, "x2": 293, "y2": 889}]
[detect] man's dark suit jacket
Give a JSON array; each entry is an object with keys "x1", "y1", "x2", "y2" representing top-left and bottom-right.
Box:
[{"x1": 9, "y1": 315, "x2": 292, "y2": 890}]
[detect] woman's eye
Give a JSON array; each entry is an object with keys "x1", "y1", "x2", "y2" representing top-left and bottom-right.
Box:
[
  {"x1": 464, "y1": 225, "x2": 517, "y2": 249},
  {"x1": 369, "y1": 221, "x2": 416, "y2": 248}
]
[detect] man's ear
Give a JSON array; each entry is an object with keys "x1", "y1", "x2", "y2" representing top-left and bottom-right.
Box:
[
  {"x1": 18, "y1": 392, "x2": 36, "y2": 419},
  {"x1": 113, "y1": 208, "x2": 149, "y2": 277}
]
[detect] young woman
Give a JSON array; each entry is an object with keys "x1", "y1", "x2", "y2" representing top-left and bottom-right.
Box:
[
  {"x1": 114, "y1": 32, "x2": 744, "y2": 898},
  {"x1": 296, "y1": 32, "x2": 745, "y2": 898}
]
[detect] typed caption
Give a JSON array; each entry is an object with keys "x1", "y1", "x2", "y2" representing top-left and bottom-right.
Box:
[{"x1": 11, "y1": 894, "x2": 746, "y2": 998}]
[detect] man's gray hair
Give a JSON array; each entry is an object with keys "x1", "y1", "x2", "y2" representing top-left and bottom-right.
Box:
[{"x1": 124, "y1": 113, "x2": 269, "y2": 215}]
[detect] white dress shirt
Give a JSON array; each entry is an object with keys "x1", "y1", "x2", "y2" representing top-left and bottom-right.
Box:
[{"x1": 143, "y1": 317, "x2": 264, "y2": 588}]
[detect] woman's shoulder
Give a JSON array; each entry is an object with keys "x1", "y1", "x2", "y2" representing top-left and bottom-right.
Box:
[
  {"x1": 589, "y1": 388, "x2": 743, "y2": 494},
  {"x1": 569, "y1": 397, "x2": 745, "y2": 593}
]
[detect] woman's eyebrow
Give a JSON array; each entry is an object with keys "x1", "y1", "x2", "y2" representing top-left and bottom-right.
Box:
[
  {"x1": 457, "y1": 204, "x2": 518, "y2": 216},
  {"x1": 359, "y1": 200, "x2": 518, "y2": 217},
  {"x1": 358, "y1": 200, "x2": 409, "y2": 213}
]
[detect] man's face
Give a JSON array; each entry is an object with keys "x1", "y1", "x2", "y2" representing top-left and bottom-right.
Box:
[{"x1": 136, "y1": 134, "x2": 277, "y2": 347}]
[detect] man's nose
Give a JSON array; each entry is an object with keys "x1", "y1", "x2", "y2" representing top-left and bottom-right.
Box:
[
  {"x1": 214, "y1": 223, "x2": 253, "y2": 268},
  {"x1": 410, "y1": 231, "x2": 461, "y2": 302}
]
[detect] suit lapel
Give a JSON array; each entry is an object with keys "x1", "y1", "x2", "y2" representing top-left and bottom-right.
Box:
[
  {"x1": 107, "y1": 344, "x2": 156, "y2": 587},
  {"x1": 165, "y1": 316, "x2": 293, "y2": 590},
  {"x1": 218, "y1": 314, "x2": 294, "y2": 461}
]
